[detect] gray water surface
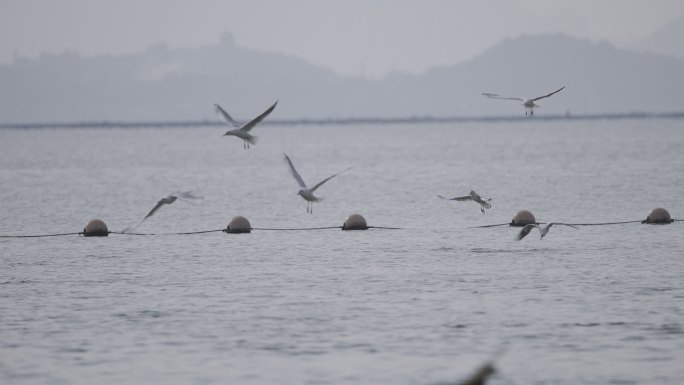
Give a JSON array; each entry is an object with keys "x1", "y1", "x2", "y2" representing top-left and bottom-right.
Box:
[{"x1": 1, "y1": 119, "x2": 683, "y2": 384}]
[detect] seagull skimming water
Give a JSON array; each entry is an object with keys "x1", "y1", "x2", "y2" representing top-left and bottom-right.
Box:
[
  {"x1": 283, "y1": 153, "x2": 352, "y2": 214},
  {"x1": 124, "y1": 191, "x2": 203, "y2": 232},
  {"x1": 515, "y1": 222, "x2": 578, "y2": 241},
  {"x1": 483, "y1": 86, "x2": 565, "y2": 115},
  {"x1": 215, "y1": 100, "x2": 278, "y2": 149},
  {"x1": 437, "y1": 190, "x2": 492, "y2": 213}
]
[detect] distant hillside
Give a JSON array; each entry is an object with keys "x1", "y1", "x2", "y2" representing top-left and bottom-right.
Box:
[
  {"x1": 1, "y1": 33, "x2": 683, "y2": 123},
  {"x1": 404, "y1": 33, "x2": 684, "y2": 117},
  {"x1": 0, "y1": 33, "x2": 349, "y2": 123},
  {"x1": 632, "y1": 15, "x2": 684, "y2": 60}
]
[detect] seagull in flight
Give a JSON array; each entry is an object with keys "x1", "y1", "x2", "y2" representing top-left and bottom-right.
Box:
[
  {"x1": 215, "y1": 100, "x2": 278, "y2": 149},
  {"x1": 437, "y1": 190, "x2": 492, "y2": 213},
  {"x1": 483, "y1": 86, "x2": 565, "y2": 115},
  {"x1": 515, "y1": 222, "x2": 578, "y2": 241},
  {"x1": 283, "y1": 153, "x2": 352, "y2": 213},
  {"x1": 124, "y1": 191, "x2": 203, "y2": 232}
]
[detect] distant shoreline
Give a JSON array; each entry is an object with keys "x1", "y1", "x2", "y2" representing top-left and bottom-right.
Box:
[{"x1": 2, "y1": 111, "x2": 684, "y2": 129}]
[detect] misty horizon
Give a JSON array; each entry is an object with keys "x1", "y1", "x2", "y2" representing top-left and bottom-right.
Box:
[
  {"x1": 2, "y1": 1, "x2": 684, "y2": 78},
  {"x1": 2, "y1": 31, "x2": 684, "y2": 124},
  {"x1": 4, "y1": 26, "x2": 684, "y2": 81},
  {"x1": 3, "y1": 1, "x2": 684, "y2": 123}
]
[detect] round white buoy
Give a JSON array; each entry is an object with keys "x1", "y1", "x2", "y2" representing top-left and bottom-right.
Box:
[
  {"x1": 342, "y1": 213, "x2": 368, "y2": 230},
  {"x1": 226, "y1": 216, "x2": 251, "y2": 233},
  {"x1": 511, "y1": 210, "x2": 536, "y2": 227},
  {"x1": 644, "y1": 207, "x2": 673, "y2": 224},
  {"x1": 83, "y1": 219, "x2": 109, "y2": 237}
]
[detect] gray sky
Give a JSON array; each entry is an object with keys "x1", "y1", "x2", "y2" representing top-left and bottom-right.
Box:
[{"x1": 1, "y1": 0, "x2": 683, "y2": 78}]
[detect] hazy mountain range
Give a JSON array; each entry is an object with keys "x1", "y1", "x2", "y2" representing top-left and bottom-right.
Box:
[
  {"x1": 1, "y1": 32, "x2": 683, "y2": 124},
  {"x1": 632, "y1": 15, "x2": 684, "y2": 60}
]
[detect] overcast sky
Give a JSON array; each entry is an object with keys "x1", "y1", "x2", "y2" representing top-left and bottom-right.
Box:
[{"x1": 1, "y1": 0, "x2": 683, "y2": 78}]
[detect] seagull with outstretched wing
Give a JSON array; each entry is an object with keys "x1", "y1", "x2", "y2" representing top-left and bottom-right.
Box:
[
  {"x1": 437, "y1": 190, "x2": 492, "y2": 213},
  {"x1": 283, "y1": 153, "x2": 352, "y2": 213},
  {"x1": 483, "y1": 86, "x2": 565, "y2": 115},
  {"x1": 124, "y1": 191, "x2": 203, "y2": 232},
  {"x1": 215, "y1": 100, "x2": 278, "y2": 149},
  {"x1": 515, "y1": 222, "x2": 578, "y2": 241}
]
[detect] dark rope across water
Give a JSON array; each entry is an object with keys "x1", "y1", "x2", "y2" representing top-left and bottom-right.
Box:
[
  {"x1": 1, "y1": 219, "x2": 678, "y2": 238},
  {"x1": 250, "y1": 226, "x2": 342, "y2": 231},
  {"x1": 0, "y1": 232, "x2": 84, "y2": 238},
  {"x1": 471, "y1": 219, "x2": 684, "y2": 228},
  {"x1": 565, "y1": 220, "x2": 644, "y2": 226},
  {"x1": 109, "y1": 229, "x2": 227, "y2": 236},
  {"x1": 470, "y1": 223, "x2": 511, "y2": 228},
  {"x1": 167, "y1": 229, "x2": 228, "y2": 235}
]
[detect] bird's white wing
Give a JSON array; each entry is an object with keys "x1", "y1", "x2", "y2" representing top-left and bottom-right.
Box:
[
  {"x1": 127, "y1": 192, "x2": 192, "y2": 232},
  {"x1": 482, "y1": 92, "x2": 524, "y2": 101},
  {"x1": 437, "y1": 194, "x2": 473, "y2": 201},
  {"x1": 310, "y1": 166, "x2": 353, "y2": 193},
  {"x1": 283, "y1": 153, "x2": 307, "y2": 189},
  {"x1": 142, "y1": 199, "x2": 170, "y2": 221},
  {"x1": 125, "y1": 201, "x2": 165, "y2": 231},
  {"x1": 241, "y1": 100, "x2": 278, "y2": 132},
  {"x1": 515, "y1": 224, "x2": 538, "y2": 241},
  {"x1": 172, "y1": 191, "x2": 204, "y2": 203},
  {"x1": 531, "y1": 86, "x2": 565, "y2": 102},
  {"x1": 214, "y1": 104, "x2": 239, "y2": 127}
]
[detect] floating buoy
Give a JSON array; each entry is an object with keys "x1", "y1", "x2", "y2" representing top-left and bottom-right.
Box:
[
  {"x1": 643, "y1": 207, "x2": 673, "y2": 224},
  {"x1": 226, "y1": 216, "x2": 251, "y2": 233},
  {"x1": 511, "y1": 210, "x2": 536, "y2": 227},
  {"x1": 83, "y1": 219, "x2": 109, "y2": 237},
  {"x1": 342, "y1": 213, "x2": 368, "y2": 230}
]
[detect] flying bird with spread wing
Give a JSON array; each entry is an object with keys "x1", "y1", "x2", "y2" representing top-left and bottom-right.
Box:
[
  {"x1": 483, "y1": 86, "x2": 565, "y2": 115},
  {"x1": 283, "y1": 153, "x2": 352, "y2": 214},
  {"x1": 515, "y1": 222, "x2": 578, "y2": 241},
  {"x1": 124, "y1": 191, "x2": 203, "y2": 232},
  {"x1": 215, "y1": 100, "x2": 278, "y2": 149},
  {"x1": 437, "y1": 190, "x2": 492, "y2": 213}
]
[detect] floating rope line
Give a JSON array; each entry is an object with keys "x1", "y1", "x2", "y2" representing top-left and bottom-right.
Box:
[
  {"x1": 251, "y1": 226, "x2": 342, "y2": 231},
  {"x1": 472, "y1": 219, "x2": 684, "y2": 228},
  {"x1": 165, "y1": 229, "x2": 227, "y2": 235},
  {"x1": 108, "y1": 231, "x2": 155, "y2": 236},
  {"x1": 471, "y1": 223, "x2": 512, "y2": 228},
  {"x1": 252, "y1": 226, "x2": 403, "y2": 231},
  {"x1": 3, "y1": 219, "x2": 678, "y2": 238},
  {"x1": 108, "y1": 229, "x2": 226, "y2": 236},
  {"x1": 567, "y1": 220, "x2": 644, "y2": 226},
  {"x1": 0, "y1": 232, "x2": 83, "y2": 238}
]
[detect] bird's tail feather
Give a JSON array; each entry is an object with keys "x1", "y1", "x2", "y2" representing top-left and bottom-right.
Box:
[{"x1": 247, "y1": 135, "x2": 258, "y2": 145}]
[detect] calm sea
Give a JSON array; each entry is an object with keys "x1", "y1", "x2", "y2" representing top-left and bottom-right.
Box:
[{"x1": 1, "y1": 119, "x2": 683, "y2": 385}]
